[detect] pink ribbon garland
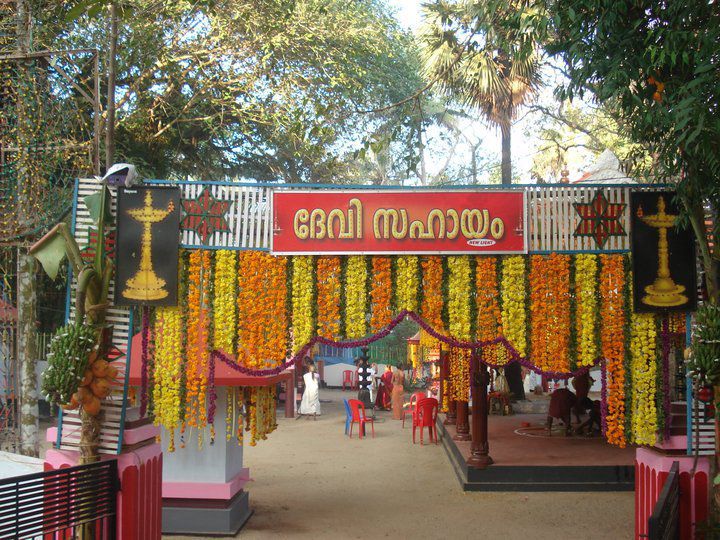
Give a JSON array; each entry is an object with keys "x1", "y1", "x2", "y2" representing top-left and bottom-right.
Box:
[
  {"x1": 140, "y1": 306, "x2": 150, "y2": 418},
  {"x1": 209, "y1": 309, "x2": 605, "y2": 381}
]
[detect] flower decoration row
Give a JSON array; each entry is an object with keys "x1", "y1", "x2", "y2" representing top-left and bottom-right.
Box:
[{"x1": 148, "y1": 250, "x2": 668, "y2": 449}]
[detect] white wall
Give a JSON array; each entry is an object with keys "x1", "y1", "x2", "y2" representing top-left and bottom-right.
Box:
[{"x1": 322, "y1": 362, "x2": 390, "y2": 387}]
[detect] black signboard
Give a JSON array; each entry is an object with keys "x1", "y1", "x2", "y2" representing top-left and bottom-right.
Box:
[
  {"x1": 630, "y1": 191, "x2": 697, "y2": 313},
  {"x1": 115, "y1": 186, "x2": 181, "y2": 306}
]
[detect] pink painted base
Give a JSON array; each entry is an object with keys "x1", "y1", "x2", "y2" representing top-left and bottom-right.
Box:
[
  {"x1": 45, "y1": 422, "x2": 163, "y2": 540},
  {"x1": 653, "y1": 435, "x2": 687, "y2": 451},
  {"x1": 635, "y1": 447, "x2": 710, "y2": 540},
  {"x1": 163, "y1": 467, "x2": 251, "y2": 500}
]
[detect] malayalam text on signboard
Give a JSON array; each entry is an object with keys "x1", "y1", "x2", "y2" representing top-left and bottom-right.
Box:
[{"x1": 271, "y1": 190, "x2": 526, "y2": 254}]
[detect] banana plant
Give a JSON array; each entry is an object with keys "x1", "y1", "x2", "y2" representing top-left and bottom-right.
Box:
[{"x1": 29, "y1": 182, "x2": 115, "y2": 465}]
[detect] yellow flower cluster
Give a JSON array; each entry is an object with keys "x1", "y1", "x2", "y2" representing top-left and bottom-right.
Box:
[
  {"x1": 419, "y1": 328, "x2": 441, "y2": 360},
  {"x1": 248, "y1": 386, "x2": 277, "y2": 446},
  {"x1": 213, "y1": 250, "x2": 237, "y2": 353},
  {"x1": 500, "y1": 256, "x2": 527, "y2": 356},
  {"x1": 291, "y1": 256, "x2": 315, "y2": 353},
  {"x1": 345, "y1": 256, "x2": 368, "y2": 338},
  {"x1": 447, "y1": 256, "x2": 471, "y2": 340},
  {"x1": 395, "y1": 255, "x2": 420, "y2": 313},
  {"x1": 153, "y1": 306, "x2": 183, "y2": 451},
  {"x1": 575, "y1": 254, "x2": 599, "y2": 366},
  {"x1": 630, "y1": 313, "x2": 658, "y2": 445}
]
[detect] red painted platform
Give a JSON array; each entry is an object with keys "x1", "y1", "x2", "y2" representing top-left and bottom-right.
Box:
[
  {"x1": 453, "y1": 413, "x2": 635, "y2": 467},
  {"x1": 440, "y1": 413, "x2": 635, "y2": 491}
]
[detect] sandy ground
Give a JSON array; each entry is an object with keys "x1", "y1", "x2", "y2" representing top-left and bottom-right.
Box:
[{"x1": 169, "y1": 389, "x2": 634, "y2": 540}]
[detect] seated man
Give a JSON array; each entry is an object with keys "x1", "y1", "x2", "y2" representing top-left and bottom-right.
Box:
[
  {"x1": 575, "y1": 397, "x2": 602, "y2": 436},
  {"x1": 546, "y1": 387, "x2": 577, "y2": 436}
]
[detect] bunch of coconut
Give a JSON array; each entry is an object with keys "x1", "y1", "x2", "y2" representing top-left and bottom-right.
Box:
[{"x1": 64, "y1": 357, "x2": 119, "y2": 415}]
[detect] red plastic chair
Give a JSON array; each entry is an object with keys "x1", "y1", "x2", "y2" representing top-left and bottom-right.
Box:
[
  {"x1": 402, "y1": 391, "x2": 426, "y2": 428},
  {"x1": 413, "y1": 397, "x2": 439, "y2": 445},
  {"x1": 342, "y1": 370, "x2": 354, "y2": 391},
  {"x1": 348, "y1": 399, "x2": 375, "y2": 439}
]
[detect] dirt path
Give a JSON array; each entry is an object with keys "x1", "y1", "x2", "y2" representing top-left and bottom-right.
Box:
[{"x1": 172, "y1": 389, "x2": 633, "y2": 539}]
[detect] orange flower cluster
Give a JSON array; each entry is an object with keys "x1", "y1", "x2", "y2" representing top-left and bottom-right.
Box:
[
  {"x1": 449, "y1": 347, "x2": 471, "y2": 402},
  {"x1": 420, "y1": 256, "x2": 444, "y2": 332},
  {"x1": 237, "y1": 252, "x2": 288, "y2": 369},
  {"x1": 316, "y1": 256, "x2": 342, "y2": 338},
  {"x1": 529, "y1": 254, "x2": 571, "y2": 372},
  {"x1": 474, "y1": 257, "x2": 505, "y2": 365},
  {"x1": 370, "y1": 256, "x2": 393, "y2": 332},
  {"x1": 186, "y1": 250, "x2": 211, "y2": 434},
  {"x1": 668, "y1": 312, "x2": 686, "y2": 335},
  {"x1": 600, "y1": 254, "x2": 627, "y2": 447}
]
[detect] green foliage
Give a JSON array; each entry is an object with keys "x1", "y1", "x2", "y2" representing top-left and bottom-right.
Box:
[
  {"x1": 687, "y1": 304, "x2": 720, "y2": 385},
  {"x1": 547, "y1": 0, "x2": 720, "y2": 196},
  {"x1": 418, "y1": 0, "x2": 543, "y2": 184},
  {"x1": 526, "y1": 101, "x2": 652, "y2": 182},
  {"x1": 41, "y1": 324, "x2": 98, "y2": 405},
  {"x1": 41, "y1": 0, "x2": 431, "y2": 182}
]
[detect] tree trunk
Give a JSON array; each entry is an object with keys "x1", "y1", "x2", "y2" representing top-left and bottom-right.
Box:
[
  {"x1": 500, "y1": 123, "x2": 512, "y2": 185},
  {"x1": 105, "y1": 2, "x2": 119, "y2": 170},
  {"x1": 17, "y1": 252, "x2": 38, "y2": 457}
]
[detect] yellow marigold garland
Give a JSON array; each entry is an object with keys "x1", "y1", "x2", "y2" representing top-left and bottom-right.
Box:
[
  {"x1": 345, "y1": 256, "x2": 368, "y2": 339},
  {"x1": 447, "y1": 256, "x2": 472, "y2": 340},
  {"x1": 213, "y1": 250, "x2": 237, "y2": 353},
  {"x1": 600, "y1": 254, "x2": 627, "y2": 447},
  {"x1": 395, "y1": 255, "x2": 420, "y2": 313},
  {"x1": 237, "y1": 252, "x2": 288, "y2": 368},
  {"x1": 291, "y1": 256, "x2": 315, "y2": 353},
  {"x1": 316, "y1": 256, "x2": 342, "y2": 339},
  {"x1": 501, "y1": 256, "x2": 527, "y2": 357},
  {"x1": 370, "y1": 256, "x2": 393, "y2": 332},
  {"x1": 630, "y1": 312, "x2": 658, "y2": 445},
  {"x1": 153, "y1": 306, "x2": 183, "y2": 451},
  {"x1": 575, "y1": 254, "x2": 599, "y2": 366}
]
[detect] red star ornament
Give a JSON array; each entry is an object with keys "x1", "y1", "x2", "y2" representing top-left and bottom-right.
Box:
[
  {"x1": 181, "y1": 188, "x2": 231, "y2": 244},
  {"x1": 572, "y1": 191, "x2": 626, "y2": 248}
]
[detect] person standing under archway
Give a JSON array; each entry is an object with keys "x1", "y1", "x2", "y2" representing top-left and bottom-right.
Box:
[
  {"x1": 391, "y1": 366, "x2": 405, "y2": 420},
  {"x1": 375, "y1": 364, "x2": 393, "y2": 410}
]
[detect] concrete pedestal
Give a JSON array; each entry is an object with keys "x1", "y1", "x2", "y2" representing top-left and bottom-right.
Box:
[{"x1": 161, "y1": 387, "x2": 252, "y2": 536}]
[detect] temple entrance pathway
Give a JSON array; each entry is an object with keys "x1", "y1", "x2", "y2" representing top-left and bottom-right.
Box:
[{"x1": 167, "y1": 389, "x2": 633, "y2": 539}]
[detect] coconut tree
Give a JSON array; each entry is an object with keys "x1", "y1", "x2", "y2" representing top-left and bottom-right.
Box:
[{"x1": 418, "y1": 0, "x2": 542, "y2": 185}]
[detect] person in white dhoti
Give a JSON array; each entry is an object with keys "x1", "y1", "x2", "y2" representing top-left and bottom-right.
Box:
[{"x1": 298, "y1": 362, "x2": 321, "y2": 417}]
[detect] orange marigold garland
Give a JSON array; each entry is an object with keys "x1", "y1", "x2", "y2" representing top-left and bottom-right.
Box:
[
  {"x1": 600, "y1": 254, "x2": 627, "y2": 447},
  {"x1": 237, "y1": 252, "x2": 288, "y2": 369},
  {"x1": 370, "y1": 256, "x2": 393, "y2": 332},
  {"x1": 529, "y1": 254, "x2": 571, "y2": 372},
  {"x1": 316, "y1": 256, "x2": 342, "y2": 338},
  {"x1": 475, "y1": 256, "x2": 504, "y2": 365},
  {"x1": 449, "y1": 347, "x2": 471, "y2": 402},
  {"x1": 185, "y1": 250, "x2": 211, "y2": 446}
]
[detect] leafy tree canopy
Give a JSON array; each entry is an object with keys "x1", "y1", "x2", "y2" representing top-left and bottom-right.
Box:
[{"x1": 39, "y1": 0, "x2": 434, "y2": 182}]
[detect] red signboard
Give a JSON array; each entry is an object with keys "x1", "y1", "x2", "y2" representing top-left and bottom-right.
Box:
[{"x1": 271, "y1": 190, "x2": 526, "y2": 254}]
